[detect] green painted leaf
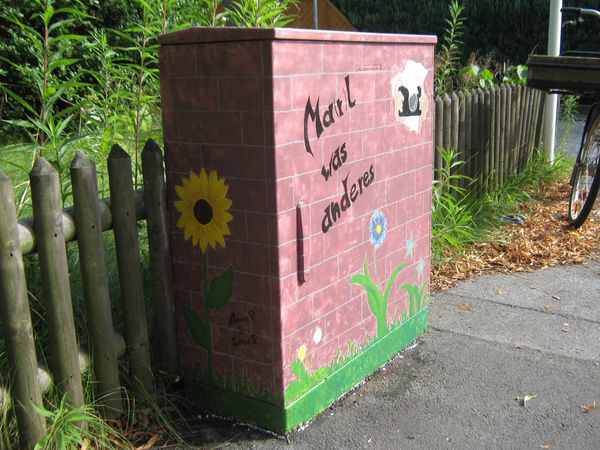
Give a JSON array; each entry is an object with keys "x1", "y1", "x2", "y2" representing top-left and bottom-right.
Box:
[
  {"x1": 383, "y1": 263, "x2": 406, "y2": 304},
  {"x1": 402, "y1": 283, "x2": 419, "y2": 316},
  {"x1": 183, "y1": 308, "x2": 210, "y2": 350},
  {"x1": 207, "y1": 266, "x2": 234, "y2": 309},
  {"x1": 351, "y1": 273, "x2": 384, "y2": 317}
]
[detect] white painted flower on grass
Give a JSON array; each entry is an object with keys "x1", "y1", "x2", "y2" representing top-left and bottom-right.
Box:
[{"x1": 313, "y1": 327, "x2": 323, "y2": 344}]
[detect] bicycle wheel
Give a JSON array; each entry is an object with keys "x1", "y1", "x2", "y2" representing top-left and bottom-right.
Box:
[{"x1": 568, "y1": 106, "x2": 600, "y2": 228}]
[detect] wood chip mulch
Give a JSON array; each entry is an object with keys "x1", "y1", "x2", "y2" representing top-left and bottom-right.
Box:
[{"x1": 431, "y1": 180, "x2": 600, "y2": 292}]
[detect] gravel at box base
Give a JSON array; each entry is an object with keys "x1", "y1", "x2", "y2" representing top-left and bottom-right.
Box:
[{"x1": 431, "y1": 180, "x2": 600, "y2": 292}]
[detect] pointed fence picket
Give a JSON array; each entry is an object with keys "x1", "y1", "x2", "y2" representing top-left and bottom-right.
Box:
[{"x1": 0, "y1": 140, "x2": 177, "y2": 447}]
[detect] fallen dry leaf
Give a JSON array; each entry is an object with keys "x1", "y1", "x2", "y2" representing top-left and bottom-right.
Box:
[
  {"x1": 540, "y1": 444, "x2": 550, "y2": 449},
  {"x1": 545, "y1": 304, "x2": 553, "y2": 312},
  {"x1": 579, "y1": 401, "x2": 596, "y2": 413},
  {"x1": 458, "y1": 303, "x2": 471, "y2": 311},
  {"x1": 561, "y1": 323, "x2": 570, "y2": 333},
  {"x1": 517, "y1": 394, "x2": 537, "y2": 406},
  {"x1": 496, "y1": 289, "x2": 508, "y2": 295}
]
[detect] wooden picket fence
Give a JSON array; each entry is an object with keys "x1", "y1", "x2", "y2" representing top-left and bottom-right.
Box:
[
  {"x1": 0, "y1": 140, "x2": 178, "y2": 449},
  {"x1": 434, "y1": 85, "x2": 546, "y2": 191}
]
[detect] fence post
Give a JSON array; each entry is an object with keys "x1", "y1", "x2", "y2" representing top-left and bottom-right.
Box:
[
  {"x1": 472, "y1": 90, "x2": 481, "y2": 189},
  {"x1": 509, "y1": 86, "x2": 519, "y2": 175},
  {"x1": 483, "y1": 89, "x2": 492, "y2": 192},
  {"x1": 457, "y1": 91, "x2": 466, "y2": 157},
  {"x1": 108, "y1": 145, "x2": 153, "y2": 395},
  {"x1": 522, "y1": 87, "x2": 534, "y2": 168},
  {"x1": 0, "y1": 172, "x2": 46, "y2": 448},
  {"x1": 450, "y1": 92, "x2": 461, "y2": 185},
  {"x1": 490, "y1": 87, "x2": 498, "y2": 190},
  {"x1": 514, "y1": 85, "x2": 525, "y2": 172},
  {"x1": 451, "y1": 91, "x2": 460, "y2": 153},
  {"x1": 463, "y1": 91, "x2": 473, "y2": 181},
  {"x1": 505, "y1": 85, "x2": 514, "y2": 177},
  {"x1": 498, "y1": 85, "x2": 507, "y2": 186},
  {"x1": 70, "y1": 152, "x2": 122, "y2": 418},
  {"x1": 442, "y1": 93, "x2": 452, "y2": 152},
  {"x1": 30, "y1": 158, "x2": 84, "y2": 408},
  {"x1": 141, "y1": 139, "x2": 179, "y2": 377},
  {"x1": 435, "y1": 96, "x2": 443, "y2": 174}
]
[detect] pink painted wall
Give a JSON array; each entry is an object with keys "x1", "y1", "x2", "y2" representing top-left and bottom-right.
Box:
[{"x1": 159, "y1": 28, "x2": 435, "y2": 405}]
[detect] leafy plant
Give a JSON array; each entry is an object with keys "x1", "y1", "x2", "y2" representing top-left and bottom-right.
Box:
[
  {"x1": 0, "y1": 0, "x2": 90, "y2": 211},
  {"x1": 558, "y1": 95, "x2": 579, "y2": 154},
  {"x1": 194, "y1": 0, "x2": 228, "y2": 26},
  {"x1": 459, "y1": 64, "x2": 494, "y2": 90},
  {"x1": 502, "y1": 64, "x2": 528, "y2": 85},
  {"x1": 435, "y1": 0, "x2": 466, "y2": 96},
  {"x1": 226, "y1": 0, "x2": 300, "y2": 28},
  {"x1": 33, "y1": 394, "x2": 131, "y2": 450},
  {"x1": 431, "y1": 147, "x2": 484, "y2": 257}
]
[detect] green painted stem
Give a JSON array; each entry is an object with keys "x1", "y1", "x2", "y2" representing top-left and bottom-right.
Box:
[
  {"x1": 203, "y1": 251, "x2": 213, "y2": 383},
  {"x1": 377, "y1": 308, "x2": 388, "y2": 339}
]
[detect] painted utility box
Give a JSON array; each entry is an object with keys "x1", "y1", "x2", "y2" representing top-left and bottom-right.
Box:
[{"x1": 159, "y1": 28, "x2": 436, "y2": 433}]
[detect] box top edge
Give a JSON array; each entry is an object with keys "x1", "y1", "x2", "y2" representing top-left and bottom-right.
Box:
[{"x1": 158, "y1": 27, "x2": 437, "y2": 46}]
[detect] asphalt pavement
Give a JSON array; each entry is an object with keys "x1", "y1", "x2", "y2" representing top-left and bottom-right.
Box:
[{"x1": 165, "y1": 257, "x2": 600, "y2": 449}]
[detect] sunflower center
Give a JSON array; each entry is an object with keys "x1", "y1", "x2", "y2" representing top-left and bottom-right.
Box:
[
  {"x1": 194, "y1": 199, "x2": 213, "y2": 225},
  {"x1": 376, "y1": 224, "x2": 382, "y2": 234}
]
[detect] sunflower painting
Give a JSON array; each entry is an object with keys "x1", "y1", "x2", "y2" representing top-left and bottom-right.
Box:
[
  {"x1": 175, "y1": 169, "x2": 234, "y2": 383},
  {"x1": 175, "y1": 169, "x2": 233, "y2": 253}
]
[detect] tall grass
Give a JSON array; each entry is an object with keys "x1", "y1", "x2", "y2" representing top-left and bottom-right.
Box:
[
  {"x1": 33, "y1": 393, "x2": 131, "y2": 450},
  {"x1": 435, "y1": 0, "x2": 465, "y2": 96}
]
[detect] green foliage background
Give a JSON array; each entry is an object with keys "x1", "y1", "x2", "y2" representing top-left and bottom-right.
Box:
[{"x1": 331, "y1": 0, "x2": 600, "y2": 64}]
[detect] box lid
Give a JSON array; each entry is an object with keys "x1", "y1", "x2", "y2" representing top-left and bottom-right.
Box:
[{"x1": 159, "y1": 26, "x2": 436, "y2": 46}]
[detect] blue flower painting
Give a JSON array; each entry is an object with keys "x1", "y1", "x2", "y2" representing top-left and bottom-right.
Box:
[{"x1": 369, "y1": 210, "x2": 388, "y2": 249}]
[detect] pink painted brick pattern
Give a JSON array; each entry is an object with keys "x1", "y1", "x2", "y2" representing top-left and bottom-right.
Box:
[{"x1": 160, "y1": 30, "x2": 435, "y2": 403}]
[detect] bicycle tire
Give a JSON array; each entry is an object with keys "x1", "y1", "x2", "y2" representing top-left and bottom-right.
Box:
[{"x1": 568, "y1": 105, "x2": 600, "y2": 228}]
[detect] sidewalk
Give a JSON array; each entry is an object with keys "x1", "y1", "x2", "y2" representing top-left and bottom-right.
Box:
[{"x1": 169, "y1": 258, "x2": 600, "y2": 449}]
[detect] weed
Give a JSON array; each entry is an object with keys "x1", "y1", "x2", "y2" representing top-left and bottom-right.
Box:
[
  {"x1": 435, "y1": 0, "x2": 465, "y2": 96},
  {"x1": 558, "y1": 95, "x2": 580, "y2": 154},
  {"x1": 33, "y1": 393, "x2": 131, "y2": 450},
  {"x1": 431, "y1": 147, "x2": 487, "y2": 262},
  {"x1": 432, "y1": 147, "x2": 573, "y2": 266},
  {"x1": 226, "y1": 0, "x2": 300, "y2": 27}
]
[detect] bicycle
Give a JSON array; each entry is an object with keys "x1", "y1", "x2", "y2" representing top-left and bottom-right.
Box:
[{"x1": 527, "y1": 6, "x2": 600, "y2": 228}]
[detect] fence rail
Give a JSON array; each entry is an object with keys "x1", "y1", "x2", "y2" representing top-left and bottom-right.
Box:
[
  {"x1": 434, "y1": 85, "x2": 546, "y2": 191},
  {"x1": 0, "y1": 140, "x2": 177, "y2": 449}
]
